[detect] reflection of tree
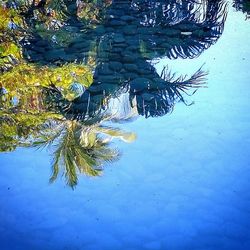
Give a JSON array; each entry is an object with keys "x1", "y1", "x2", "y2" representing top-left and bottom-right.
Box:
[
  {"x1": 12, "y1": 0, "x2": 228, "y2": 63},
  {"x1": 1, "y1": 0, "x2": 228, "y2": 64},
  {"x1": 0, "y1": 110, "x2": 62, "y2": 152},
  {"x1": 0, "y1": 0, "x2": 227, "y2": 186},
  {"x1": 0, "y1": 86, "x2": 62, "y2": 151},
  {"x1": 233, "y1": 0, "x2": 250, "y2": 19},
  {"x1": 1, "y1": 0, "x2": 223, "y2": 120},
  {"x1": 129, "y1": 66, "x2": 207, "y2": 118},
  {"x1": 58, "y1": 65, "x2": 207, "y2": 120},
  {"x1": 33, "y1": 119, "x2": 135, "y2": 188},
  {"x1": 0, "y1": 86, "x2": 136, "y2": 187},
  {"x1": 134, "y1": 0, "x2": 228, "y2": 59},
  {"x1": 0, "y1": 63, "x2": 93, "y2": 101}
]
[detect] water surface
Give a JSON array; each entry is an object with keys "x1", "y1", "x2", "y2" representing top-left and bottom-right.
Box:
[{"x1": 0, "y1": 1, "x2": 250, "y2": 249}]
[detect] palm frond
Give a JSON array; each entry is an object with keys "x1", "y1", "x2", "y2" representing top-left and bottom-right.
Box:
[
  {"x1": 63, "y1": 143, "x2": 78, "y2": 188},
  {"x1": 49, "y1": 137, "x2": 64, "y2": 183},
  {"x1": 161, "y1": 65, "x2": 207, "y2": 104}
]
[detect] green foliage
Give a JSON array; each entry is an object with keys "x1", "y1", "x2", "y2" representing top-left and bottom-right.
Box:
[
  {"x1": 0, "y1": 81, "x2": 136, "y2": 187},
  {"x1": 0, "y1": 63, "x2": 93, "y2": 101},
  {"x1": 0, "y1": 5, "x2": 24, "y2": 70}
]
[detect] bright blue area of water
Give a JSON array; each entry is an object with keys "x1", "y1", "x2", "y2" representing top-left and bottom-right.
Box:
[{"x1": 0, "y1": 5, "x2": 250, "y2": 250}]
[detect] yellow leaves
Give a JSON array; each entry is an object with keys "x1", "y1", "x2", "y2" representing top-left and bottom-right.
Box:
[
  {"x1": 77, "y1": 0, "x2": 112, "y2": 25},
  {"x1": 0, "y1": 122, "x2": 17, "y2": 137},
  {"x1": 0, "y1": 63, "x2": 93, "y2": 99},
  {"x1": 0, "y1": 6, "x2": 11, "y2": 30},
  {"x1": 14, "y1": 112, "x2": 62, "y2": 127},
  {"x1": 0, "y1": 43, "x2": 21, "y2": 59},
  {"x1": 0, "y1": 6, "x2": 23, "y2": 68},
  {"x1": 1, "y1": 110, "x2": 63, "y2": 129},
  {"x1": 0, "y1": 5, "x2": 22, "y2": 30},
  {"x1": 43, "y1": 63, "x2": 93, "y2": 89}
]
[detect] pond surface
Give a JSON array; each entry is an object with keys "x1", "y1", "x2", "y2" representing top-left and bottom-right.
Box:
[{"x1": 0, "y1": 0, "x2": 250, "y2": 249}]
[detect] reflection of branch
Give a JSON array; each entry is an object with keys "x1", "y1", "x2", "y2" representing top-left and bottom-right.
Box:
[
  {"x1": 139, "y1": 0, "x2": 228, "y2": 59},
  {"x1": 233, "y1": 0, "x2": 250, "y2": 18},
  {"x1": 161, "y1": 65, "x2": 207, "y2": 103},
  {"x1": 46, "y1": 122, "x2": 121, "y2": 188},
  {"x1": 129, "y1": 66, "x2": 207, "y2": 118},
  {"x1": 21, "y1": 0, "x2": 47, "y2": 18},
  {"x1": 21, "y1": 118, "x2": 135, "y2": 188}
]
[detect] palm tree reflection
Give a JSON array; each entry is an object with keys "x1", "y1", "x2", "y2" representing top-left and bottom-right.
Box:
[
  {"x1": 0, "y1": 87, "x2": 136, "y2": 188},
  {"x1": 34, "y1": 119, "x2": 136, "y2": 187}
]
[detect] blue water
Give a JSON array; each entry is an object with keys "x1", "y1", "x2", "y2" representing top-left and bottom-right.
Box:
[{"x1": 1, "y1": 3, "x2": 250, "y2": 250}]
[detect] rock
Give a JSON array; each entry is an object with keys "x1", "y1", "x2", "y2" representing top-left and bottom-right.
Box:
[
  {"x1": 109, "y1": 61, "x2": 123, "y2": 71},
  {"x1": 130, "y1": 78, "x2": 153, "y2": 92},
  {"x1": 137, "y1": 68, "x2": 154, "y2": 75},
  {"x1": 105, "y1": 27, "x2": 115, "y2": 32},
  {"x1": 167, "y1": 37, "x2": 182, "y2": 46},
  {"x1": 94, "y1": 25, "x2": 105, "y2": 34},
  {"x1": 108, "y1": 9, "x2": 124, "y2": 17},
  {"x1": 99, "y1": 41, "x2": 112, "y2": 52},
  {"x1": 31, "y1": 46, "x2": 46, "y2": 53},
  {"x1": 141, "y1": 93, "x2": 155, "y2": 101},
  {"x1": 120, "y1": 15, "x2": 136, "y2": 22},
  {"x1": 27, "y1": 52, "x2": 44, "y2": 62},
  {"x1": 124, "y1": 72, "x2": 138, "y2": 80},
  {"x1": 124, "y1": 63, "x2": 138, "y2": 72},
  {"x1": 126, "y1": 45, "x2": 139, "y2": 51},
  {"x1": 97, "y1": 75, "x2": 121, "y2": 84},
  {"x1": 111, "y1": 47, "x2": 124, "y2": 53},
  {"x1": 138, "y1": 27, "x2": 155, "y2": 35},
  {"x1": 89, "y1": 83, "x2": 118, "y2": 93},
  {"x1": 113, "y1": 43, "x2": 127, "y2": 48},
  {"x1": 44, "y1": 49, "x2": 66, "y2": 61},
  {"x1": 192, "y1": 29, "x2": 206, "y2": 37},
  {"x1": 70, "y1": 41, "x2": 89, "y2": 49},
  {"x1": 159, "y1": 43, "x2": 172, "y2": 50},
  {"x1": 126, "y1": 36, "x2": 140, "y2": 45},
  {"x1": 88, "y1": 85, "x2": 103, "y2": 94},
  {"x1": 160, "y1": 28, "x2": 180, "y2": 36},
  {"x1": 35, "y1": 40, "x2": 49, "y2": 47},
  {"x1": 86, "y1": 102, "x2": 100, "y2": 113},
  {"x1": 71, "y1": 103, "x2": 88, "y2": 112},
  {"x1": 60, "y1": 53, "x2": 77, "y2": 61},
  {"x1": 90, "y1": 94, "x2": 106, "y2": 103},
  {"x1": 123, "y1": 25, "x2": 137, "y2": 35},
  {"x1": 97, "y1": 64, "x2": 113, "y2": 75},
  {"x1": 109, "y1": 20, "x2": 126, "y2": 26},
  {"x1": 108, "y1": 53, "x2": 122, "y2": 61},
  {"x1": 113, "y1": 34, "x2": 125, "y2": 43},
  {"x1": 122, "y1": 52, "x2": 137, "y2": 63}
]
